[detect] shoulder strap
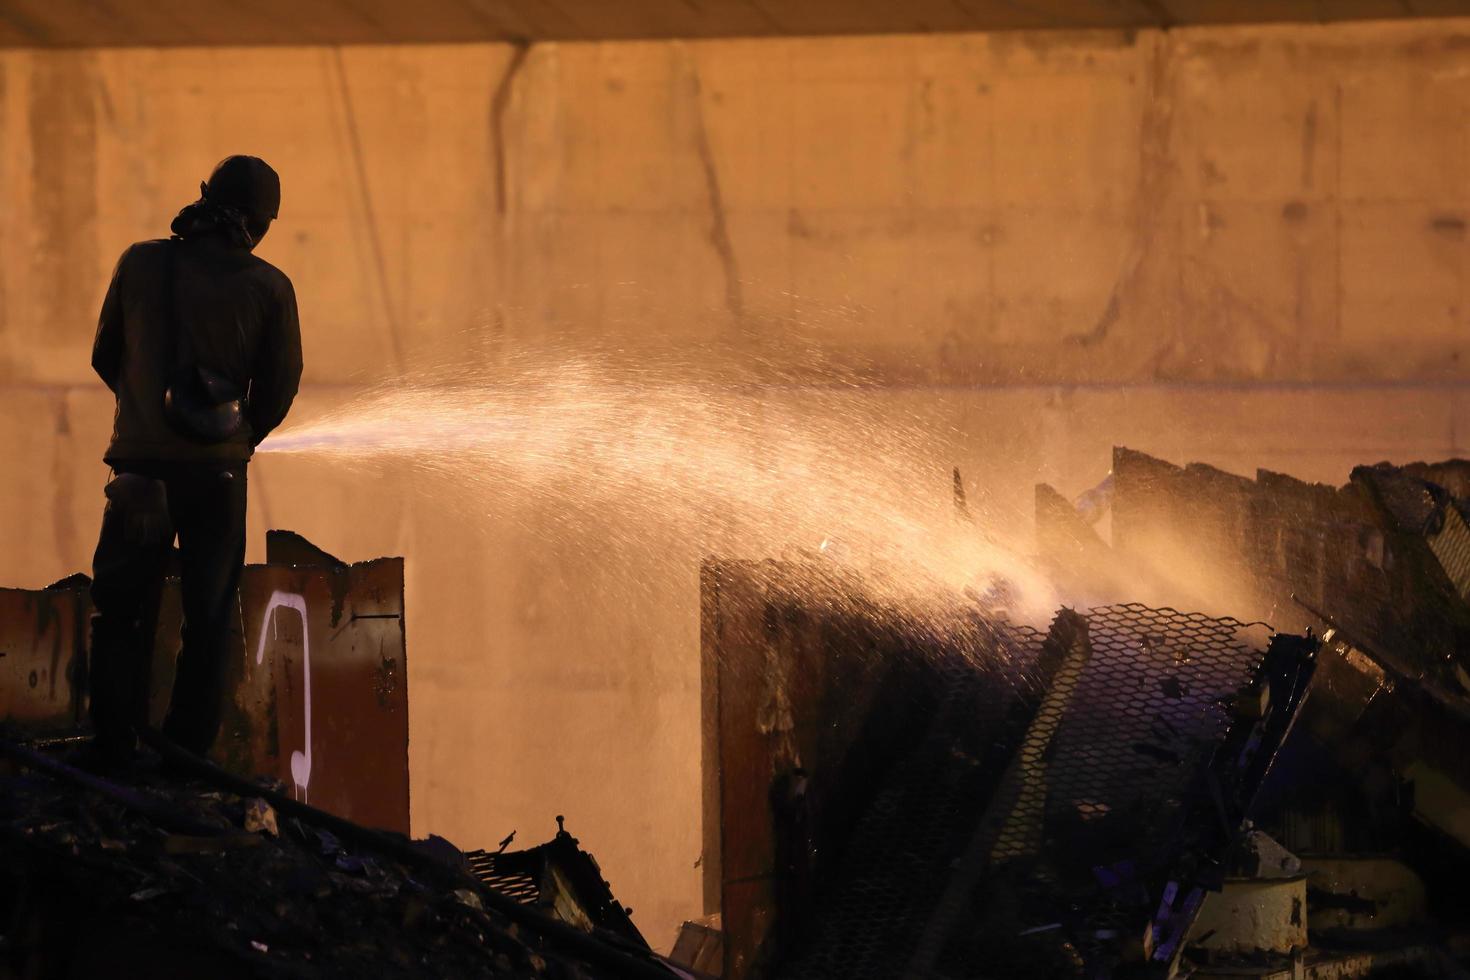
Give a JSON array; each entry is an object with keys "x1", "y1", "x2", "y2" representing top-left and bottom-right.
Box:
[{"x1": 163, "y1": 237, "x2": 190, "y2": 375}]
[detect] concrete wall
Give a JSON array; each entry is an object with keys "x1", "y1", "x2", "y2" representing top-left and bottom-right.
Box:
[{"x1": 2, "y1": 20, "x2": 1470, "y2": 948}]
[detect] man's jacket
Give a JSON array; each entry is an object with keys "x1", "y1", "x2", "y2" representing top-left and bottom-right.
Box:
[{"x1": 91, "y1": 236, "x2": 303, "y2": 463}]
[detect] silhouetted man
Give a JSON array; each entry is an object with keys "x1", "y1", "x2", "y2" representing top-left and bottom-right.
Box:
[{"x1": 89, "y1": 155, "x2": 302, "y2": 766}]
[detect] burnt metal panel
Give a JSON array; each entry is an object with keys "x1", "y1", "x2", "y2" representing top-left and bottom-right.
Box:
[
  {"x1": 228, "y1": 554, "x2": 409, "y2": 833},
  {"x1": 1104, "y1": 447, "x2": 1470, "y2": 694},
  {"x1": 702, "y1": 558, "x2": 1051, "y2": 980},
  {"x1": 702, "y1": 559, "x2": 945, "y2": 979},
  {"x1": 1058, "y1": 449, "x2": 1470, "y2": 863},
  {"x1": 1260, "y1": 630, "x2": 1470, "y2": 856},
  {"x1": 1097, "y1": 451, "x2": 1470, "y2": 844},
  {"x1": 778, "y1": 618, "x2": 1048, "y2": 980},
  {"x1": 0, "y1": 579, "x2": 88, "y2": 734},
  {"x1": 0, "y1": 532, "x2": 409, "y2": 835}
]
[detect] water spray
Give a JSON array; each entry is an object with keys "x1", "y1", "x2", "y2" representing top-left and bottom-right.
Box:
[{"x1": 260, "y1": 339, "x2": 1058, "y2": 632}]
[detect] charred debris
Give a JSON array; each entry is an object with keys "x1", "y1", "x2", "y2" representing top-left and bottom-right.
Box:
[
  {"x1": 0, "y1": 734, "x2": 667, "y2": 979},
  {"x1": 691, "y1": 449, "x2": 1470, "y2": 979},
  {"x1": 0, "y1": 532, "x2": 674, "y2": 979},
  {"x1": 10, "y1": 452, "x2": 1470, "y2": 978}
]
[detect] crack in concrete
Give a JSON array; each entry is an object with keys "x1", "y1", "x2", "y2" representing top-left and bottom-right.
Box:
[
  {"x1": 330, "y1": 47, "x2": 406, "y2": 375},
  {"x1": 1067, "y1": 32, "x2": 1176, "y2": 349},
  {"x1": 491, "y1": 40, "x2": 531, "y2": 216},
  {"x1": 680, "y1": 48, "x2": 745, "y2": 331}
]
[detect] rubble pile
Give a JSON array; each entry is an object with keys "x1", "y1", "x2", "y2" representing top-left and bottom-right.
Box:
[
  {"x1": 0, "y1": 744, "x2": 655, "y2": 979},
  {"x1": 1036, "y1": 451, "x2": 1470, "y2": 859},
  {"x1": 700, "y1": 453, "x2": 1470, "y2": 979},
  {"x1": 700, "y1": 558, "x2": 1320, "y2": 978}
]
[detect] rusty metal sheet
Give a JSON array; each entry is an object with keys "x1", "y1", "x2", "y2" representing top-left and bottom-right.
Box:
[
  {"x1": 700, "y1": 559, "x2": 1038, "y2": 979},
  {"x1": 231, "y1": 554, "x2": 409, "y2": 833},
  {"x1": 0, "y1": 580, "x2": 87, "y2": 734},
  {"x1": 0, "y1": 532, "x2": 409, "y2": 836},
  {"x1": 702, "y1": 559, "x2": 901, "y2": 979}
]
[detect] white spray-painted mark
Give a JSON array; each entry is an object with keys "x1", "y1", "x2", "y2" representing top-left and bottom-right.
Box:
[{"x1": 254, "y1": 590, "x2": 312, "y2": 803}]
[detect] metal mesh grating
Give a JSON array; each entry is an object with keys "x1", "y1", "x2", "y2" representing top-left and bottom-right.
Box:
[
  {"x1": 775, "y1": 604, "x2": 1279, "y2": 980},
  {"x1": 779, "y1": 620, "x2": 1048, "y2": 980},
  {"x1": 990, "y1": 604, "x2": 1270, "y2": 868},
  {"x1": 465, "y1": 850, "x2": 542, "y2": 905},
  {"x1": 931, "y1": 604, "x2": 1274, "y2": 977},
  {"x1": 1429, "y1": 505, "x2": 1470, "y2": 600}
]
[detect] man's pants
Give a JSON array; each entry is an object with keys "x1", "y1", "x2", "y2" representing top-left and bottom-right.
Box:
[{"x1": 89, "y1": 460, "x2": 247, "y2": 759}]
